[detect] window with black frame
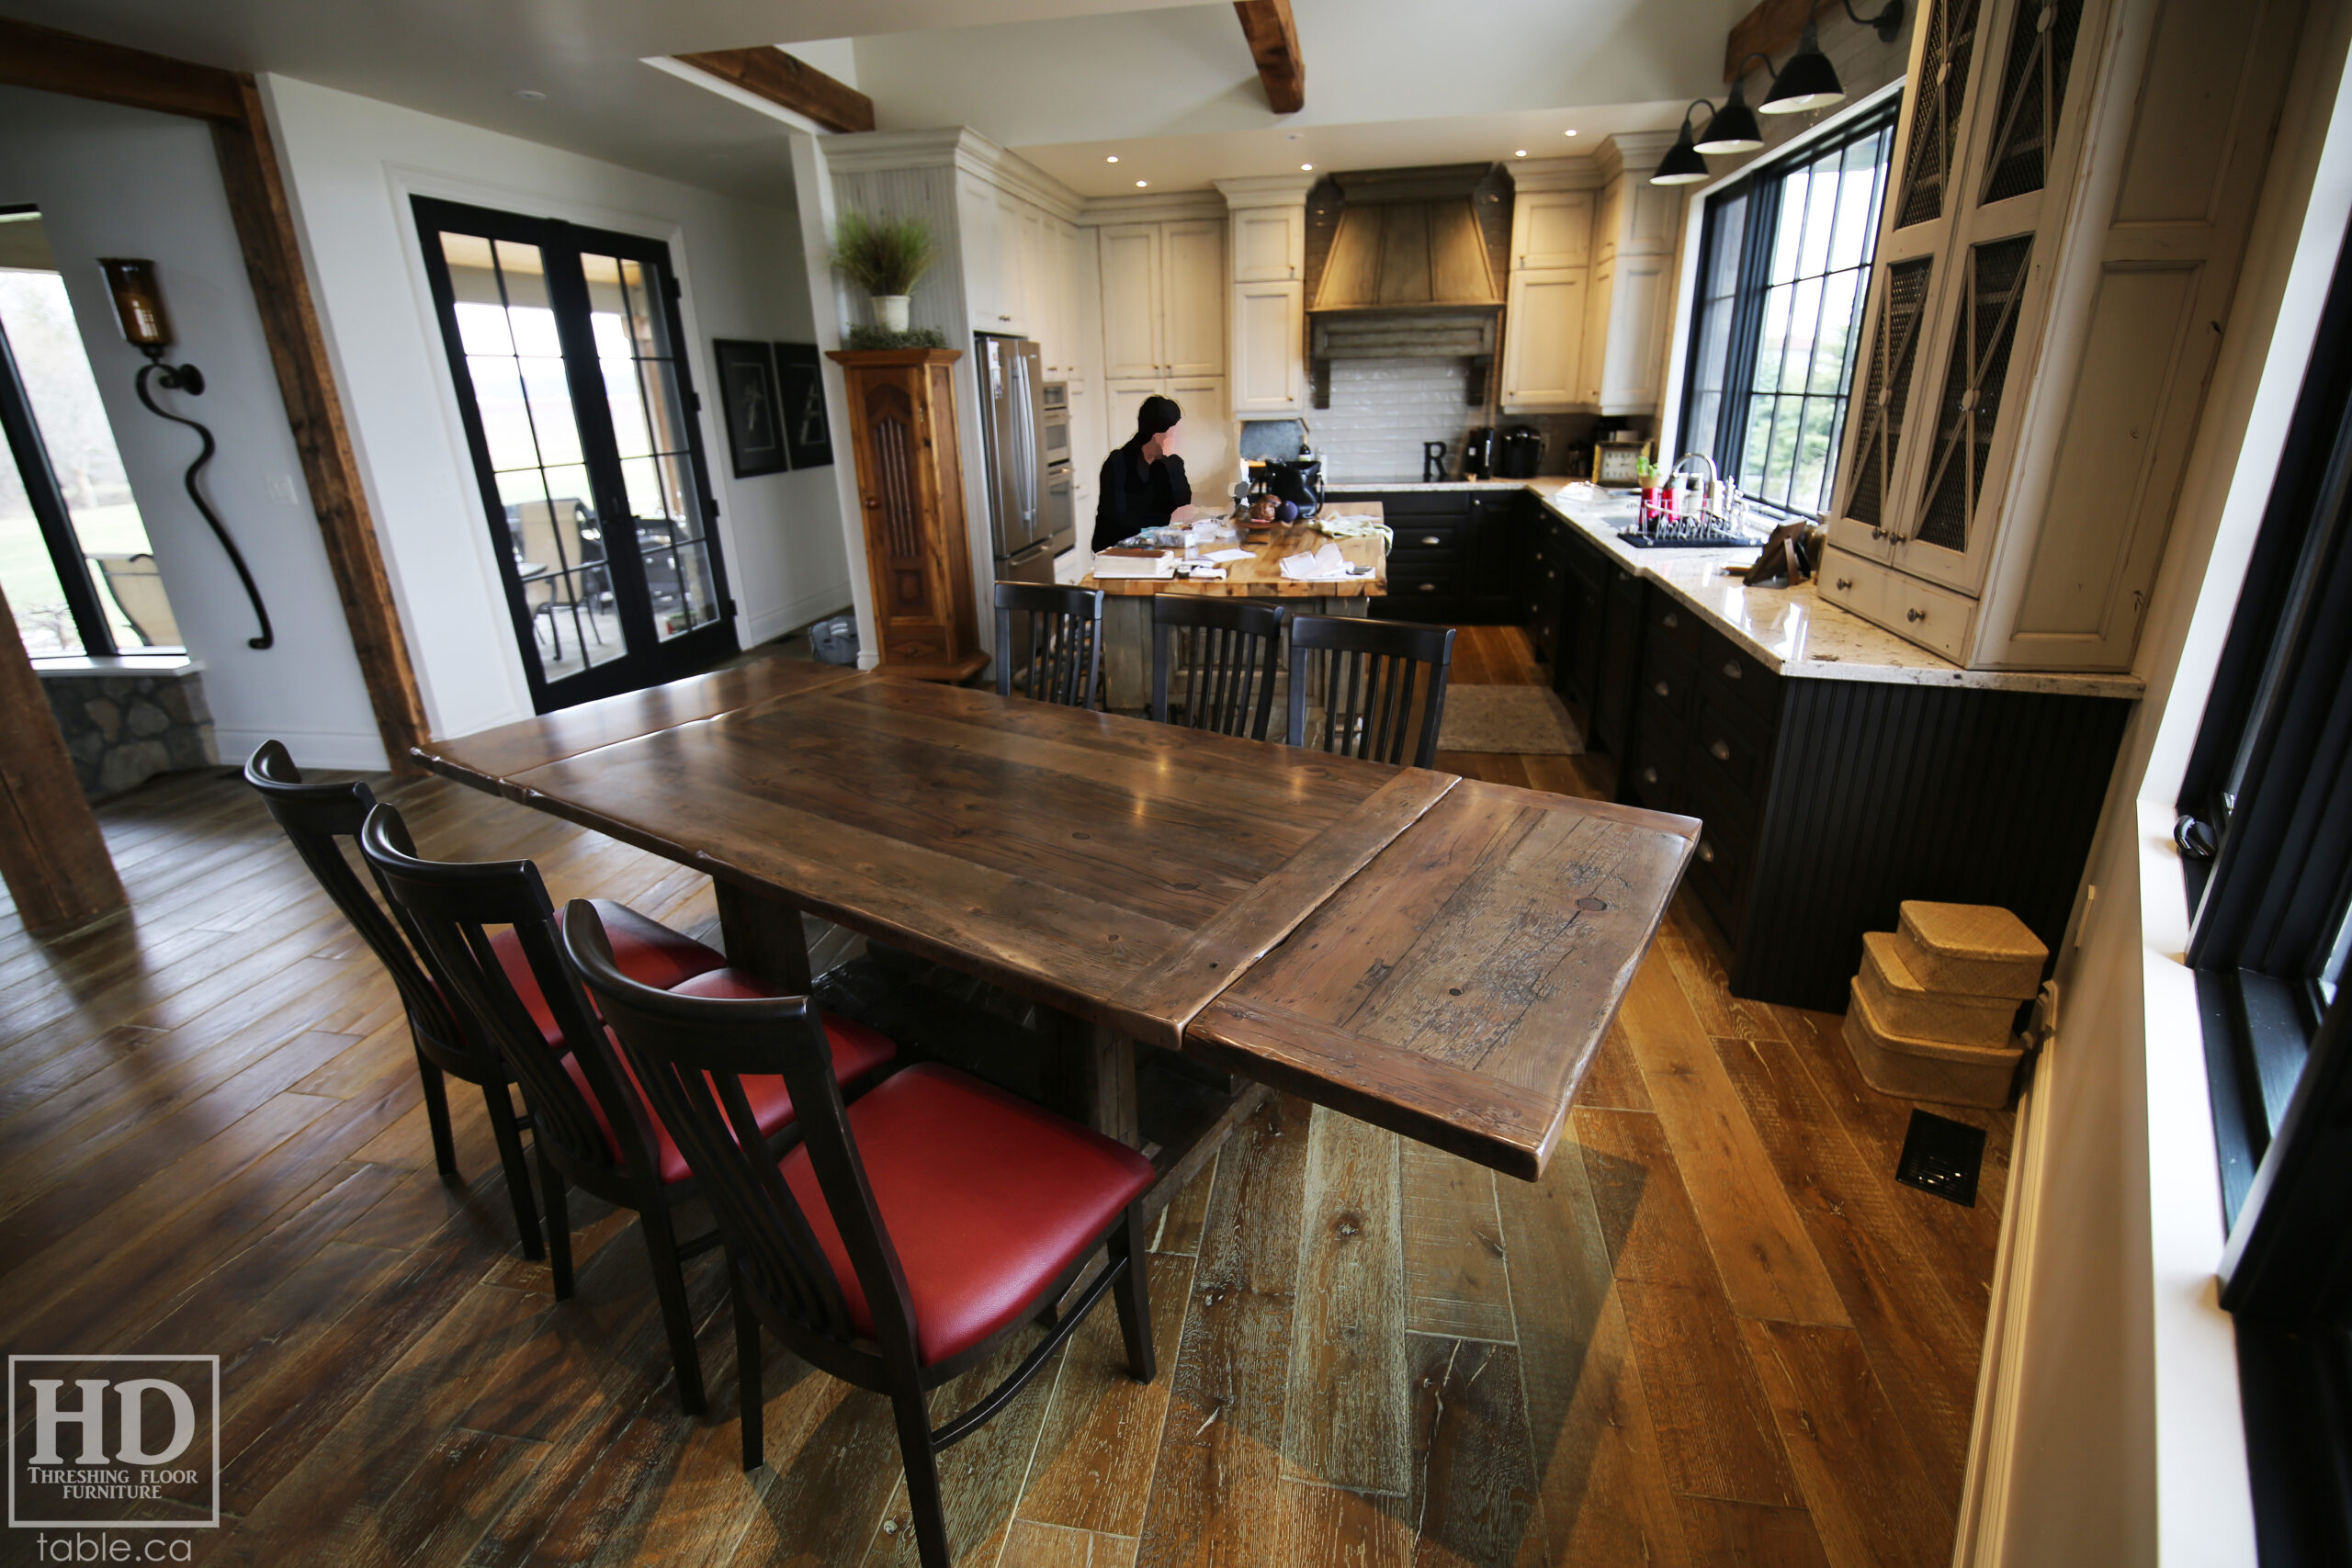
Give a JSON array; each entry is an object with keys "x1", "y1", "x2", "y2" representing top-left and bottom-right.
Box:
[
  {"x1": 1678, "y1": 102, "x2": 1899, "y2": 521},
  {"x1": 2175, "y1": 221, "x2": 2352, "y2": 1565}
]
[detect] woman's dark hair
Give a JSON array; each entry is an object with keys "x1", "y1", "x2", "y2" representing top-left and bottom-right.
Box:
[{"x1": 1136, "y1": 394, "x2": 1182, "y2": 437}]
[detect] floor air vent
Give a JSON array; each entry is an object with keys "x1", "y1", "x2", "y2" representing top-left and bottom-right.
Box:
[{"x1": 1896, "y1": 1110, "x2": 1987, "y2": 1206}]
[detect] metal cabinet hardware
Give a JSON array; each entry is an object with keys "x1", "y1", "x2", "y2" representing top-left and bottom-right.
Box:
[
  {"x1": 1906, "y1": 607, "x2": 1928, "y2": 623},
  {"x1": 1419, "y1": 535, "x2": 1442, "y2": 546},
  {"x1": 1721, "y1": 660, "x2": 1742, "y2": 680},
  {"x1": 1697, "y1": 841, "x2": 1716, "y2": 863},
  {"x1": 1419, "y1": 581, "x2": 1436, "y2": 592},
  {"x1": 1662, "y1": 612, "x2": 1680, "y2": 628},
  {"x1": 1653, "y1": 680, "x2": 1671, "y2": 698},
  {"x1": 1641, "y1": 766, "x2": 1659, "y2": 784},
  {"x1": 1835, "y1": 577, "x2": 1853, "y2": 590},
  {"x1": 1709, "y1": 739, "x2": 1732, "y2": 761}
]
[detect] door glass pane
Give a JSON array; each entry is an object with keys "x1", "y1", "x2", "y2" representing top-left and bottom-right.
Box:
[
  {"x1": 582, "y1": 252, "x2": 714, "y2": 641},
  {"x1": 0, "y1": 256, "x2": 176, "y2": 650},
  {"x1": 438, "y1": 231, "x2": 619, "y2": 682}
]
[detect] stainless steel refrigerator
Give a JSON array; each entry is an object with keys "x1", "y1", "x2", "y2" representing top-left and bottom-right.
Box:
[{"x1": 974, "y1": 333, "x2": 1070, "y2": 585}]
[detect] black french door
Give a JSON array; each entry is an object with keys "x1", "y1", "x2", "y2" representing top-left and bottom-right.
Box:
[{"x1": 413, "y1": 197, "x2": 736, "y2": 712}]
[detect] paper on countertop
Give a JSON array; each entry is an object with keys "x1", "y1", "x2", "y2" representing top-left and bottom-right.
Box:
[
  {"x1": 1172, "y1": 564, "x2": 1227, "y2": 581},
  {"x1": 1204, "y1": 547, "x2": 1254, "y2": 563},
  {"x1": 1279, "y1": 542, "x2": 1367, "y2": 581}
]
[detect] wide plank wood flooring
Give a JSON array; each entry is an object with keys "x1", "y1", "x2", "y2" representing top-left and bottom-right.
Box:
[{"x1": 0, "y1": 627, "x2": 2008, "y2": 1566}]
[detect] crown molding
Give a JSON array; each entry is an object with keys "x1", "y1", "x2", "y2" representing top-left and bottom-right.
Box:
[
  {"x1": 1215, "y1": 174, "x2": 1319, "y2": 209},
  {"x1": 1507, "y1": 153, "x2": 1607, "y2": 193},
  {"x1": 1077, "y1": 188, "x2": 1228, "y2": 225},
  {"x1": 1600, "y1": 130, "x2": 1680, "y2": 182},
  {"x1": 822, "y1": 125, "x2": 1085, "y2": 221}
]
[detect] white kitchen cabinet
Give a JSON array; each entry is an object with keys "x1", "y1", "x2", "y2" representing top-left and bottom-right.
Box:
[
  {"x1": 1500, "y1": 269, "x2": 1589, "y2": 410},
  {"x1": 958, "y1": 175, "x2": 1001, "y2": 333},
  {"x1": 1096, "y1": 219, "x2": 1226, "y2": 380},
  {"x1": 1514, "y1": 189, "x2": 1593, "y2": 272},
  {"x1": 1161, "y1": 221, "x2": 1227, "y2": 378},
  {"x1": 1233, "y1": 206, "x2": 1305, "y2": 283},
  {"x1": 1099, "y1": 224, "x2": 1162, "y2": 378},
  {"x1": 1231, "y1": 281, "x2": 1304, "y2": 412},
  {"x1": 1105, "y1": 375, "x2": 1233, "y2": 499},
  {"x1": 1824, "y1": 0, "x2": 2297, "y2": 670}
]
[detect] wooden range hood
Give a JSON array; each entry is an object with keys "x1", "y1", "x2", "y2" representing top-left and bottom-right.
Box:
[{"x1": 1306, "y1": 164, "x2": 1506, "y2": 406}]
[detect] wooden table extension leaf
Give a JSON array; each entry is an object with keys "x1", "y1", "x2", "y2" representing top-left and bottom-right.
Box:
[{"x1": 416, "y1": 664, "x2": 1695, "y2": 1178}]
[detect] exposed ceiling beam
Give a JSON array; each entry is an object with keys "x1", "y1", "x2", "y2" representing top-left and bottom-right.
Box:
[
  {"x1": 1233, "y1": 0, "x2": 1305, "y2": 116},
  {"x1": 673, "y1": 46, "x2": 876, "y2": 134},
  {"x1": 0, "y1": 15, "x2": 244, "y2": 122},
  {"x1": 1724, "y1": 0, "x2": 1838, "y2": 80}
]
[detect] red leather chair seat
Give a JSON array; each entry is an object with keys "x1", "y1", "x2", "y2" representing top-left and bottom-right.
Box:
[
  {"x1": 491, "y1": 898, "x2": 728, "y2": 1048},
  {"x1": 779, "y1": 1064, "x2": 1155, "y2": 1366},
  {"x1": 564, "y1": 967, "x2": 898, "y2": 1185}
]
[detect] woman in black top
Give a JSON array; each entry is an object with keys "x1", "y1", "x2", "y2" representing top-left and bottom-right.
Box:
[{"x1": 1091, "y1": 394, "x2": 1200, "y2": 551}]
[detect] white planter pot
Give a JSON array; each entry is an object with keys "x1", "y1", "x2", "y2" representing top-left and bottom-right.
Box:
[{"x1": 873, "y1": 294, "x2": 910, "y2": 333}]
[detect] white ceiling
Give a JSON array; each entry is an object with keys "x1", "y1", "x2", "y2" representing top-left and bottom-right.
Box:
[{"x1": 6, "y1": 0, "x2": 1736, "y2": 202}]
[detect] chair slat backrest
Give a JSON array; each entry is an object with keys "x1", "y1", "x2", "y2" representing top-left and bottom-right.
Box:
[
  {"x1": 995, "y1": 582, "x2": 1104, "y2": 709},
  {"x1": 243, "y1": 741, "x2": 471, "y2": 1065},
  {"x1": 1285, "y1": 615, "x2": 1457, "y2": 769},
  {"x1": 356, "y1": 803, "x2": 652, "y2": 1182},
  {"x1": 1149, "y1": 596, "x2": 1284, "y2": 740},
  {"x1": 560, "y1": 900, "x2": 916, "y2": 1368}
]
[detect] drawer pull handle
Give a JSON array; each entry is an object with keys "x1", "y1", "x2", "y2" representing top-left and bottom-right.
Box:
[
  {"x1": 1546, "y1": 569, "x2": 1557, "y2": 580},
  {"x1": 1708, "y1": 739, "x2": 1732, "y2": 761},
  {"x1": 1697, "y1": 841, "x2": 1716, "y2": 863},
  {"x1": 1906, "y1": 607, "x2": 1928, "y2": 623},
  {"x1": 1663, "y1": 612, "x2": 1680, "y2": 628},
  {"x1": 1419, "y1": 535, "x2": 1442, "y2": 546},
  {"x1": 1653, "y1": 681, "x2": 1671, "y2": 698},
  {"x1": 1419, "y1": 581, "x2": 1437, "y2": 592},
  {"x1": 1642, "y1": 766, "x2": 1659, "y2": 784},
  {"x1": 1721, "y1": 660, "x2": 1742, "y2": 681},
  {"x1": 1835, "y1": 577, "x2": 1853, "y2": 591}
]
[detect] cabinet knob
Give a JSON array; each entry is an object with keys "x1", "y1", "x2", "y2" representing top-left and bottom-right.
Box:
[
  {"x1": 1653, "y1": 680, "x2": 1670, "y2": 698},
  {"x1": 1708, "y1": 739, "x2": 1732, "y2": 761},
  {"x1": 1642, "y1": 766, "x2": 1659, "y2": 784},
  {"x1": 1419, "y1": 581, "x2": 1437, "y2": 592},
  {"x1": 1906, "y1": 607, "x2": 1928, "y2": 623},
  {"x1": 1697, "y1": 840, "x2": 1716, "y2": 863},
  {"x1": 1000, "y1": 314, "x2": 1012, "y2": 322},
  {"x1": 1835, "y1": 577, "x2": 1853, "y2": 591},
  {"x1": 1545, "y1": 569, "x2": 1557, "y2": 580},
  {"x1": 1721, "y1": 660, "x2": 1742, "y2": 681},
  {"x1": 1420, "y1": 535, "x2": 1442, "y2": 546},
  {"x1": 1663, "y1": 612, "x2": 1679, "y2": 629}
]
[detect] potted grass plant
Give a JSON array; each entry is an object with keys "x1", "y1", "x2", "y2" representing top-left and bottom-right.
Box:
[{"x1": 832, "y1": 210, "x2": 935, "y2": 333}]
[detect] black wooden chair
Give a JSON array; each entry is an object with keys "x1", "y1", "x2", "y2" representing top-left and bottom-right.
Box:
[
  {"x1": 1285, "y1": 615, "x2": 1458, "y2": 768},
  {"x1": 243, "y1": 740, "x2": 542, "y2": 1258},
  {"x1": 560, "y1": 898, "x2": 1156, "y2": 1568},
  {"x1": 1148, "y1": 595, "x2": 1285, "y2": 740},
  {"x1": 357, "y1": 802, "x2": 898, "y2": 1415},
  {"x1": 994, "y1": 582, "x2": 1103, "y2": 709}
]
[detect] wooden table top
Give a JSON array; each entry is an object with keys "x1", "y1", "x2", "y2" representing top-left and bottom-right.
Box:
[
  {"x1": 1082, "y1": 503, "x2": 1390, "y2": 598},
  {"x1": 419, "y1": 672, "x2": 1453, "y2": 1054},
  {"x1": 1185, "y1": 781, "x2": 1698, "y2": 1178},
  {"x1": 418, "y1": 660, "x2": 1697, "y2": 1177}
]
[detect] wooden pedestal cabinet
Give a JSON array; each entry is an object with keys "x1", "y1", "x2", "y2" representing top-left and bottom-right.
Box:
[{"x1": 827, "y1": 349, "x2": 987, "y2": 682}]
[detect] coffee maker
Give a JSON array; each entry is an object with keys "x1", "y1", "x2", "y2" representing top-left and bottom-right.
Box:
[{"x1": 1459, "y1": 426, "x2": 1494, "y2": 480}]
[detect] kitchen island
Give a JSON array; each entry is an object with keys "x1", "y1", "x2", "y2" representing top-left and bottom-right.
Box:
[{"x1": 1082, "y1": 502, "x2": 1388, "y2": 711}]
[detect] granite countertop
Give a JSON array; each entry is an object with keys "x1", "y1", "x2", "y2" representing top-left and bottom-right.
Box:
[{"x1": 1325, "y1": 479, "x2": 2144, "y2": 697}]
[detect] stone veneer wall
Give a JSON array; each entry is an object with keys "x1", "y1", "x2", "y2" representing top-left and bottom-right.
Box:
[
  {"x1": 1305, "y1": 358, "x2": 1600, "y2": 484},
  {"x1": 41, "y1": 671, "x2": 219, "y2": 798}
]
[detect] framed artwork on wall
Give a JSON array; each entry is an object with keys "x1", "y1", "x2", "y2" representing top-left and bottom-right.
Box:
[
  {"x1": 775, "y1": 342, "x2": 832, "y2": 469},
  {"x1": 712, "y1": 338, "x2": 786, "y2": 478}
]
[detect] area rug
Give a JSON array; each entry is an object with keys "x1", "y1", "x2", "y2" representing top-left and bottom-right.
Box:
[{"x1": 1437, "y1": 683, "x2": 1585, "y2": 754}]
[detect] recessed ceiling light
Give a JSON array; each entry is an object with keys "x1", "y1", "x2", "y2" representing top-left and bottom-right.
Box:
[
  {"x1": 1565, "y1": 129, "x2": 1578, "y2": 137},
  {"x1": 1136, "y1": 179, "x2": 1148, "y2": 187},
  {"x1": 1514, "y1": 149, "x2": 1529, "y2": 157},
  {"x1": 1106, "y1": 154, "x2": 1119, "y2": 163},
  {"x1": 515, "y1": 89, "x2": 546, "y2": 102},
  {"x1": 1300, "y1": 163, "x2": 1313, "y2": 171}
]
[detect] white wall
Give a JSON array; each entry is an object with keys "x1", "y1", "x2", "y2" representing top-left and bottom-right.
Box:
[
  {"x1": 260, "y1": 74, "x2": 852, "y2": 741},
  {"x1": 0, "y1": 87, "x2": 385, "y2": 769},
  {"x1": 1963, "y1": 6, "x2": 2352, "y2": 1562}
]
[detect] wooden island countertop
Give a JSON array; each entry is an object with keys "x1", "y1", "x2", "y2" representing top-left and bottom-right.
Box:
[{"x1": 1080, "y1": 502, "x2": 1387, "y2": 598}]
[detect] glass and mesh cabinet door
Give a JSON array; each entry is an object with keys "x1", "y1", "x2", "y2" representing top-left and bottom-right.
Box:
[{"x1": 413, "y1": 197, "x2": 735, "y2": 712}]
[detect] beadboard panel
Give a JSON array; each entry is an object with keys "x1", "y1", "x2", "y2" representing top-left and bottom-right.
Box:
[{"x1": 1731, "y1": 681, "x2": 2133, "y2": 1012}]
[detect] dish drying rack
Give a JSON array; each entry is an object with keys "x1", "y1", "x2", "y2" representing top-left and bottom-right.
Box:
[{"x1": 1620, "y1": 454, "x2": 1760, "y2": 549}]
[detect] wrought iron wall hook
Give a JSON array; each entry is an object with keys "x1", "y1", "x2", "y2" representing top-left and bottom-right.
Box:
[{"x1": 132, "y1": 344, "x2": 273, "y2": 650}]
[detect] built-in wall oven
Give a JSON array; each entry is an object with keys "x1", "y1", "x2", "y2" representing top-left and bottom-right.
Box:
[{"x1": 1040, "y1": 379, "x2": 1073, "y2": 570}]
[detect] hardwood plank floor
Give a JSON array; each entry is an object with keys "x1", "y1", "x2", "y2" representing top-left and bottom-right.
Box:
[{"x1": 0, "y1": 629, "x2": 2008, "y2": 1565}]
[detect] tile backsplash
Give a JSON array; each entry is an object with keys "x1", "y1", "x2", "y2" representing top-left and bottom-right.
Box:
[{"x1": 1300, "y1": 358, "x2": 1604, "y2": 483}]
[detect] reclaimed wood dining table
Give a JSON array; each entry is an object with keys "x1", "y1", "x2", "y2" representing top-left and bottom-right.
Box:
[{"x1": 413, "y1": 656, "x2": 1697, "y2": 1186}]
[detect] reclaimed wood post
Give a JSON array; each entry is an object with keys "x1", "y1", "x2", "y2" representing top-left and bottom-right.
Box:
[{"x1": 0, "y1": 581, "x2": 126, "y2": 936}]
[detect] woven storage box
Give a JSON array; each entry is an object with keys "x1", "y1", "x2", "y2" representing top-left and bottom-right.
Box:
[
  {"x1": 1857, "y1": 931, "x2": 2020, "y2": 1048},
  {"x1": 1842, "y1": 979, "x2": 2022, "y2": 1109},
  {"x1": 1894, "y1": 901, "x2": 2047, "y2": 1000}
]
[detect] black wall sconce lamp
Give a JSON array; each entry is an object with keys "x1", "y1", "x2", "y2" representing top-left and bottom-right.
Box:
[
  {"x1": 99, "y1": 257, "x2": 273, "y2": 649},
  {"x1": 1654, "y1": 3, "x2": 1904, "y2": 186}
]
